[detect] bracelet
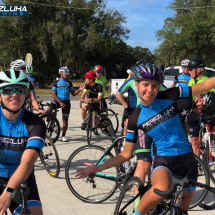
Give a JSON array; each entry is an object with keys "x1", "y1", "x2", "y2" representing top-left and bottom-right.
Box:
[
  {"x1": 97, "y1": 165, "x2": 101, "y2": 172},
  {"x1": 106, "y1": 162, "x2": 108, "y2": 168}
]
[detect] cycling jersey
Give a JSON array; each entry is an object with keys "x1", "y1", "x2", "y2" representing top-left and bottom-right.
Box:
[
  {"x1": 27, "y1": 76, "x2": 39, "y2": 95},
  {"x1": 95, "y1": 75, "x2": 107, "y2": 98},
  {"x1": 0, "y1": 107, "x2": 46, "y2": 178},
  {"x1": 52, "y1": 79, "x2": 74, "y2": 101},
  {"x1": 84, "y1": 83, "x2": 102, "y2": 98},
  {"x1": 118, "y1": 78, "x2": 140, "y2": 109},
  {"x1": 174, "y1": 73, "x2": 191, "y2": 87},
  {"x1": 126, "y1": 86, "x2": 193, "y2": 157},
  {"x1": 188, "y1": 74, "x2": 215, "y2": 102}
]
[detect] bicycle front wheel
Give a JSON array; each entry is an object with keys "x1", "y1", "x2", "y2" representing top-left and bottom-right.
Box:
[
  {"x1": 207, "y1": 134, "x2": 215, "y2": 183},
  {"x1": 114, "y1": 177, "x2": 145, "y2": 215},
  {"x1": 189, "y1": 155, "x2": 210, "y2": 209},
  {"x1": 41, "y1": 114, "x2": 60, "y2": 143},
  {"x1": 65, "y1": 145, "x2": 119, "y2": 203},
  {"x1": 40, "y1": 135, "x2": 60, "y2": 178},
  {"x1": 101, "y1": 109, "x2": 119, "y2": 136},
  {"x1": 86, "y1": 114, "x2": 92, "y2": 145}
]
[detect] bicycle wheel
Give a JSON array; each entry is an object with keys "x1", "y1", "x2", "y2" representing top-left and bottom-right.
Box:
[
  {"x1": 199, "y1": 126, "x2": 209, "y2": 166},
  {"x1": 41, "y1": 114, "x2": 60, "y2": 143},
  {"x1": 114, "y1": 177, "x2": 145, "y2": 215},
  {"x1": 86, "y1": 114, "x2": 92, "y2": 145},
  {"x1": 65, "y1": 145, "x2": 119, "y2": 203},
  {"x1": 189, "y1": 155, "x2": 210, "y2": 209},
  {"x1": 40, "y1": 135, "x2": 60, "y2": 178},
  {"x1": 101, "y1": 109, "x2": 119, "y2": 136},
  {"x1": 208, "y1": 134, "x2": 215, "y2": 183}
]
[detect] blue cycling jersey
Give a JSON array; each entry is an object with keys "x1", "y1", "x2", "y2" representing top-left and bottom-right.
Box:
[
  {"x1": 27, "y1": 76, "x2": 39, "y2": 95},
  {"x1": 126, "y1": 86, "x2": 192, "y2": 156},
  {"x1": 174, "y1": 73, "x2": 191, "y2": 87},
  {"x1": 0, "y1": 107, "x2": 46, "y2": 178},
  {"x1": 52, "y1": 79, "x2": 74, "y2": 101},
  {"x1": 118, "y1": 78, "x2": 140, "y2": 109}
]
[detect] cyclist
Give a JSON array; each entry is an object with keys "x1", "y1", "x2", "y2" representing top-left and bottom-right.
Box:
[
  {"x1": 171, "y1": 59, "x2": 191, "y2": 88},
  {"x1": 187, "y1": 59, "x2": 215, "y2": 157},
  {"x1": 79, "y1": 71, "x2": 103, "y2": 135},
  {"x1": 0, "y1": 69, "x2": 46, "y2": 215},
  {"x1": 26, "y1": 65, "x2": 39, "y2": 95},
  {"x1": 51, "y1": 66, "x2": 85, "y2": 142},
  {"x1": 10, "y1": 59, "x2": 46, "y2": 115},
  {"x1": 76, "y1": 61, "x2": 215, "y2": 215}
]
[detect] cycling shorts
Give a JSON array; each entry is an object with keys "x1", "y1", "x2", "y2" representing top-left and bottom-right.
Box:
[
  {"x1": 52, "y1": 100, "x2": 70, "y2": 116},
  {"x1": 135, "y1": 129, "x2": 152, "y2": 162},
  {"x1": 84, "y1": 102, "x2": 106, "y2": 114},
  {"x1": 0, "y1": 173, "x2": 42, "y2": 214},
  {"x1": 151, "y1": 152, "x2": 198, "y2": 191}
]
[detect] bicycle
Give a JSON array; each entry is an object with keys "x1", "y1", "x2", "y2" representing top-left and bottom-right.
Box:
[
  {"x1": 40, "y1": 102, "x2": 60, "y2": 143},
  {"x1": 65, "y1": 131, "x2": 208, "y2": 209},
  {"x1": 0, "y1": 180, "x2": 31, "y2": 215},
  {"x1": 39, "y1": 135, "x2": 60, "y2": 178},
  {"x1": 25, "y1": 96, "x2": 40, "y2": 112},
  {"x1": 85, "y1": 101, "x2": 119, "y2": 145},
  {"x1": 114, "y1": 172, "x2": 214, "y2": 215}
]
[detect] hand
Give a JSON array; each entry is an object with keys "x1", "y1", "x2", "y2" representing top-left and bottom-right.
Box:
[
  {"x1": 79, "y1": 100, "x2": 82, "y2": 108},
  {"x1": 60, "y1": 102, "x2": 66, "y2": 109},
  {"x1": 75, "y1": 163, "x2": 99, "y2": 179},
  {"x1": 79, "y1": 84, "x2": 85, "y2": 91},
  {"x1": 0, "y1": 192, "x2": 12, "y2": 215},
  {"x1": 31, "y1": 81, "x2": 35, "y2": 86},
  {"x1": 38, "y1": 109, "x2": 46, "y2": 114},
  {"x1": 85, "y1": 98, "x2": 92, "y2": 104}
]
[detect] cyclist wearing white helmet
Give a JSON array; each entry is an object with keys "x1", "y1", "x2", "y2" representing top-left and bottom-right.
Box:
[
  {"x1": 171, "y1": 59, "x2": 191, "y2": 88},
  {"x1": 0, "y1": 69, "x2": 45, "y2": 215},
  {"x1": 10, "y1": 59, "x2": 46, "y2": 114}
]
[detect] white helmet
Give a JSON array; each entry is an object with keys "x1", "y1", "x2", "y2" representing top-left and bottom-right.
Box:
[
  {"x1": 181, "y1": 59, "x2": 190, "y2": 67},
  {"x1": 59, "y1": 66, "x2": 69, "y2": 74},
  {"x1": 127, "y1": 69, "x2": 133, "y2": 74},
  {"x1": 10, "y1": 59, "x2": 26, "y2": 70}
]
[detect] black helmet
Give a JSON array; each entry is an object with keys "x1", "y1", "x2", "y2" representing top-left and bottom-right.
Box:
[
  {"x1": 201, "y1": 92, "x2": 215, "y2": 116},
  {"x1": 188, "y1": 59, "x2": 206, "y2": 69},
  {"x1": 133, "y1": 62, "x2": 164, "y2": 83}
]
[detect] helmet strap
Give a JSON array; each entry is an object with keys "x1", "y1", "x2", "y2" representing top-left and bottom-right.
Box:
[
  {"x1": 194, "y1": 68, "x2": 204, "y2": 84},
  {"x1": 1, "y1": 100, "x2": 23, "y2": 114}
]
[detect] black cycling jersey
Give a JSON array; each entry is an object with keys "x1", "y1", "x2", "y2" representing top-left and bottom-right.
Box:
[{"x1": 84, "y1": 83, "x2": 102, "y2": 99}]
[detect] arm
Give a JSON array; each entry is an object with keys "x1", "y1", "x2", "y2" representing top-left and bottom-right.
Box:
[
  {"x1": 29, "y1": 90, "x2": 46, "y2": 114},
  {"x1": 171, "y1": 82, "x2": 176, "y2": 88},
  {"x1": 71, "y1": 84, "x2": 85, "y2": 96},
  {"x1": 84, "y1": 94, "x2": 102, "y2": 104},
  {"x1": 52, "y1": 90, "x2": 66, "y2": 109},
  {"x1": 116, "y1": 91, "x2": 128, "y2": 108},
  {"x1": 191, "y1": 76, "x2": 215, "y2": 97}
]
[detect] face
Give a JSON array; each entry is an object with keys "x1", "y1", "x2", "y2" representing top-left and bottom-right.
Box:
[
  {"x1": 1, "y1": 89, "x2": 26, "y2": 112},
  {"x1": 189, "y1": 67, "x2": 200, "y2": 78},
  {"x1": 27, "y1": 73, "x2": 31, "y2": 77},
  {"x1": 60, "y1": 71, "x2": 69, "y2": 79},
  {"x1": 16, "y1": 66, "x2": 27, "y2": 74},
  {"x1": 86, "y1": 78, "x2": 90, "y2": 84},
  {"x1": 95, "y1": 70, "x2": 102, "y2": 78},
  {"x1": 182, "y1": 66, "x2": 189, "y2": 75},
  {"x1": 193, "y1": 95, "x2": 204, "y2": 114},
  {"x1": 135, "y1": 79, "x2": 159, "y2": 105}
]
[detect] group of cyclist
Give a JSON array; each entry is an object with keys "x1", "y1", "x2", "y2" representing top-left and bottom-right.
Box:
[{"x1": 76, "y1": 58, "x2": 215, "y2": 215}]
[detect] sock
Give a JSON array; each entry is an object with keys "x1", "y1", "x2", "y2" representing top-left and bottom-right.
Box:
[
  {"x1": 134, "y1": 195, "x2": 140, "y2": 211},
  {"x1": 62, "y1": 133, "x2": 65, "y2": 137},
  {"x1": 133, "y1": 208, "x2": 145, "y2": 215},
  {"x1": 82, "y1": 118, "x2": 86, "y2": 123}
]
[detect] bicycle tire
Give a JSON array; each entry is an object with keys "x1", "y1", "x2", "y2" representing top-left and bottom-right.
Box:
[
  {"x1": 65, "y1": 145, "x2": 119, "y2": 203},
  {"x1": 39, "y1": 135, "x2": 60, "y2": 178},
  {"x1": 207, "y1": 134, "x2": 215, "y2": 184},
  {"x1": 86, "y1": 114, "x2": 92, "y2": 145},
  {"x1": 189, "y1": 155, "x2": 210, "y2": 209},
  {"x1": 100, "y1": 109, "x2": 119, "y2": 136},
  {"x1": 114, "y1": 176, "x2": 145, "y2": 215},
  {"x1": 41, "y1": 114, "x2": 60, "y2": 143}
]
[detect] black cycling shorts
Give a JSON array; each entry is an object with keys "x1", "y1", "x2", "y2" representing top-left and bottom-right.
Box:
[
  {"x1": 151, "y1": 152, "x2": 198, "y2": 191},
  {"x1": 0, "y1": 173, "x2": 42, "y2": 214},
  {"x1": 135, "y1": 129, "x2": 152, "y2": 163},
  {"x1": 52, "y1": 100, "x2": 71, "y2": 116}
]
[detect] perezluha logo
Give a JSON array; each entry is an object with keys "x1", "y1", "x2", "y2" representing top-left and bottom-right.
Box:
[{"x1": 0, "y1": 5, "x2": 28, "y2": 16}]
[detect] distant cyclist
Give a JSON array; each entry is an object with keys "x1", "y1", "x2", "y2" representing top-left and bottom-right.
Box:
[
  {"x1": 171, "y1": 59, "x2": 191, "y2": 88},
  {"x1": 50, "y1": 66, "x2": 85, "y2": 142},
  {"x1": 10, "y1": 59, "x2": 46, "y2": 115},
  {"x1": 0, "y1": 69, "x2": 46, "y2": 215},
  {"x1": 79, "y1": 71, "x2": 103, "y2": 135},
  {"x1": 26, "y1": 65, "x2": 39, "y2": 95},
  {"x1": 187, "y1": 59, "x2": 215, "y2": 157}
]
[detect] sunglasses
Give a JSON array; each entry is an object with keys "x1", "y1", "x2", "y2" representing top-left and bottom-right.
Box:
[
  {"x1": 63, "y1": 71, "x2": 69, "y2": 74},
  {"x1": 0, "y1": 86, "x2": 27, "y2": 96},
  {"x1": 96, "y1": 71, "x2": 102, "y2": 74},
  {"x1": 18, "y1": 67, "x2": 26, "y2": 70},
  {"x1": 189, "y1": 68, "x2": 195, "y2": 71}
]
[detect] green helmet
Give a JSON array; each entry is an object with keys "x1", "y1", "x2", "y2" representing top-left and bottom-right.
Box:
[
  {"x1": 0, "y1": 69, "x2": 29, "y2": 89},
  {"x1": 26, "y1": 65, "x2": 33, "y2": 74}
]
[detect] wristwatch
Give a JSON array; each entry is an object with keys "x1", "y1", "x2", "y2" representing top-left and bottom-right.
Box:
[{"x1": 3, "y1": 187, "x2": 16, "y2": 197}]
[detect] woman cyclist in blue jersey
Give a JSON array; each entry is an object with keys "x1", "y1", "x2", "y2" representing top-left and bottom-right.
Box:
[
  {"x1": 0, "y1": 69, "x2": 46, "y2": 215},
  {"x1": 76, "y1": 60, "x2": 215, "y2": 215}
]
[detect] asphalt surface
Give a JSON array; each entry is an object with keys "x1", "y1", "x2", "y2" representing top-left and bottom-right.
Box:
[{"x1": 16, "y1": 99, "x2": 215, "y2": 215}]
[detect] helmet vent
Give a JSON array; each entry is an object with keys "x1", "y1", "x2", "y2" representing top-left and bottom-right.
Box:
[
  {"x1": 4, "y1": 70, "x2": 12, "y2": 79},
  {"x1": 19, "y1": 78, "x2": 28, "y2": 83},
  {"x1": 0, "y1": 80, "x2": 9, "y2": 85},
  {"x1": 15, "y1": 71, "x2": 20, "y2": 79}
]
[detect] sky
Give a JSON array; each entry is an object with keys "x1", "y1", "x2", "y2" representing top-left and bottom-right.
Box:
[{"x1": 105, "y1": 0, "x2": 175, "y2": 53}]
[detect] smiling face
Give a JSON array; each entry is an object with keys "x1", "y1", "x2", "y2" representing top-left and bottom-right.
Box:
[
  {"x1": 135, "y1": 79, "x2": 159, "y2": 105},
  {"x1": 182, "y1": 66, "x2": 189, "y2": 75}
]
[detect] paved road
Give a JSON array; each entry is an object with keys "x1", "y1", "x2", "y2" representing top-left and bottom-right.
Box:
[
  {"x1": 22, "y1": 101, "x2": 215, "y2": 215},
  {"x1": 37, "y1": 95, "x2": 82, "y2": 102}
]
